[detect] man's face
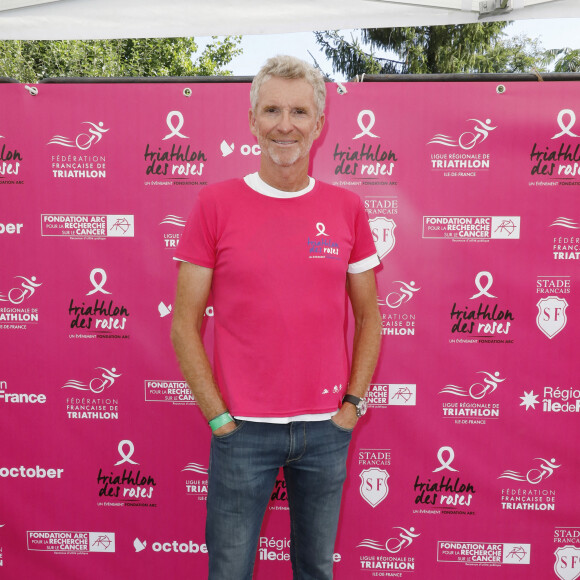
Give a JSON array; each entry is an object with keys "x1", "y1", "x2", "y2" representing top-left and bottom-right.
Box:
[{"x1": 249, "y1": 76, "x2": 325, "y2": 170}]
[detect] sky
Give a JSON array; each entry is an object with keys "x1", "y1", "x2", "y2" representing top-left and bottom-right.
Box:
[{"x1": 196, "y1": 18, "x2": 580, "y2": 80}]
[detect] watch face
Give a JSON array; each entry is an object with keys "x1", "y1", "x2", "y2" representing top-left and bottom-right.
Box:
[{"x1": 358, "y1": 398, "x2": 368, "y2": 416}]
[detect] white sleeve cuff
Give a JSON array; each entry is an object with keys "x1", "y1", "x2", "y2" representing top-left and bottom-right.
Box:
[{"x1": 347, "y1": 253, "x2": 380, "y2": 274}]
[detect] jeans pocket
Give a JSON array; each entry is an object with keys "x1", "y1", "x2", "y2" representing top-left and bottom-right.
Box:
[
  {"x1": 212, "y1": 419, "x2": 246, "y2": 440},
  {"x1": 329, "y1": 418, "x2": 355, "y2": 434}
]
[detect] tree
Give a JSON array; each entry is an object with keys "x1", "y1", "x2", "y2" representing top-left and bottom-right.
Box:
[
  {"x1": 545, "y1": 48, "x2": 580, "y2": 73},
  {"x1": 0, "y1": 37, "x2": 242, "y2": 83},
  {"x1": 314, "y1": 24, "x2": 553, "y2": 79}
]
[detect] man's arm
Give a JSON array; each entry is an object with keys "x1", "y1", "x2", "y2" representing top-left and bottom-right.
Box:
[
  {"x1": 332, "y1": 268, "x2": 382, "y2": 430},
  {"x1": 171, "y1": 261, "x2": 236, "y2": 435}
]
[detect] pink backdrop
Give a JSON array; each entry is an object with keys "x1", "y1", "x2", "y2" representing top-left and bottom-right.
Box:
[{"x1": 1, "y1": 79, "x2": 580, "y2": 579}]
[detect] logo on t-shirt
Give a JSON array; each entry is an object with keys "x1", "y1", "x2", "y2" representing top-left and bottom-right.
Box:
[{"x1": 306, "y1": 222, "x2": 340, "y2": 259}]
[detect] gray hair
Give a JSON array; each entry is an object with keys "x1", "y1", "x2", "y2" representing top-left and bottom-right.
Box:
[{"x1": 250, "y1": 55, "x2": 326, "y2": 118}]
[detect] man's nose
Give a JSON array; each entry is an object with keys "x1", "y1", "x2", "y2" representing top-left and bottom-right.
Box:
[{"x1": 277, "y1": 111, "x2": 293, "y2": 132}]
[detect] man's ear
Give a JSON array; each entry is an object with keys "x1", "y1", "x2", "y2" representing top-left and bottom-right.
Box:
[
  {"x1": 248, "y1": 108, "x2": 258, "y2": 137},
  {"x1": 314, "y1": 113, "x2": 325, "y2": 140}
]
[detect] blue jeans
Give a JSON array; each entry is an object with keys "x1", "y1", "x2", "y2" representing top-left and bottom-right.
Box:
[{"x1": 206, "y1": 420, "x2": 353, "y2": 580}]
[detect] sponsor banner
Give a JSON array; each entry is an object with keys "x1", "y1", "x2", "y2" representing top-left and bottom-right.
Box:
[
  {"x1": 143, "y1": 111, "x2": 208, "y2": 187},
  {"x1": 366, "y1": 384, "x2": 416, "y2": 408},
  {"x1": 498, "y1": 457, "x2": 560, "y2": 511},
  {"x1": 96, "y1": 440, "x2": 158, "y2": 508},
  {"x1": 437, "y1": 541, "x2": 530, "y2": 566},
  {"x1": 330, "y1": 108, "x2": 399, "y2": 188},
  {"x1": 555, "y1": 528, "x2": 580, "y2": 546},
  {"x1": 182, "y1": 462, "x2": 208, "y2": 501},
  {"x1": 440, "y1": 371, "x2": 504, "y2": 425},
  {"x1": 27, "y1": 531, "x2": 115, "y2": 553},
  {"x1": 422, "y1": 216, "x2": 520, "y2": 241},
  {"x1": 520, "y1": 387, "x2": 580, "y2": 414},
  {"x1": 133, "y1": 537, "x2": 207, "y2": 554},
  {"x1": 144, "y1": 380, "x2": 196, "y2": 404},
  {"x1": 0, "y1": 274, "x2": 41, "y2": 330},
  {"x1": 357, "y1": 526, "x2": 419, "y2": 574},
  {"x1": 0, "y1": 379, "x2": 46, "y2": 405},
  {"x1": 41, "y1": 214, "x2": 134, "y2": 238}
]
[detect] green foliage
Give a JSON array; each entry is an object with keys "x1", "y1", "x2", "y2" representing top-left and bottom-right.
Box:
[
  {"x1": 315, "y1": 24, "x2": 555, "y2": 78},
  {"x1": 546, "y1": 48, "x2": 580, "y2": 73},
  {"x1": 0, "y1": 36, "x2": 242, "y2": 83}
]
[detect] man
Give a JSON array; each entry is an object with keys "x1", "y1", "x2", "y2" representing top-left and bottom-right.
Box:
[{"x1": 171, "y1": 55, "x2": 382, "y2": 579}]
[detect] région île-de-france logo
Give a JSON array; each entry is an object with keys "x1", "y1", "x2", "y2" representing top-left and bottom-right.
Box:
[
  {"x1": 521, "y1": 386, "x2": 580, "y2": 414},
  {"x1": 144, "y1": 111, "x2": 207, "y2": 185},
  {"x1": 529, "y1": 108, "x2": 580, "y2": 183},
  {"x1": 537, "y1": 296, "x2": 568, "y2": 338},
  {"x1": 359, "y1": 468, "x2": 390, "y2": 508},
  {"x1": 555, "y1": 546, "x2": 580, "y2": 580},
  {"x1": 332, "y1": 109, "x2": 398, "y2": 185}
]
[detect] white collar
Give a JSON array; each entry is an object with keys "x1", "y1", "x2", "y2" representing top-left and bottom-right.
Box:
[{"x1": 244, "y1": 172, "x2": 315, "y2": 198}]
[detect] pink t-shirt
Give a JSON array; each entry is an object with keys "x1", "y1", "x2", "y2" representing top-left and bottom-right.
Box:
[{"x1": 175, "y1": 177, "x2": 378, "y2": 418}]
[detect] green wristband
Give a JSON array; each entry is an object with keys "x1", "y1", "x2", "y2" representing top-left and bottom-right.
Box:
[{"x1": 209, "y1": 411, "x2": 234, "y2": 432}]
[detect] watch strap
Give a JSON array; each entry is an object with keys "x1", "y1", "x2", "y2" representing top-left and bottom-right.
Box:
[{"x1": 342, "y1": 394, "x2": 362, "y2": 407}]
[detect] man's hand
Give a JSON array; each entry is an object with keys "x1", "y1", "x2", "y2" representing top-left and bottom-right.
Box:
[{"x1": 332, "y1": 403, "x2": 359, "y2": 431}]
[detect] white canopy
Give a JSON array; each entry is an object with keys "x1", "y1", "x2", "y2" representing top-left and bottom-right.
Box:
[{"x1": 0, "y1": 0, "x2": 578, "y2": 40}]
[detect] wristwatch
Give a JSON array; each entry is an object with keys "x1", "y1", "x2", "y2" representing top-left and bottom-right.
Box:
[{"x1": 342, "y1": 394, "x2": 368, "y2": 417}]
